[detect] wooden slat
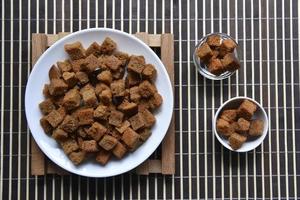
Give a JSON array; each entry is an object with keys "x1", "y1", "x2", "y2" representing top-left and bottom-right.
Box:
[
  {"x1": 147, "y1": 160, "x2": 162, "y2": 173},
  {"x1": 46, "y1": 160, "x2": 69, "y2": 175},
  {"x1": 135, "y1": 160, "x2": 150, "y2": 175},
  {"x1": 161, "y1": 34, "x2": 175, "y2": 174},
  {"x1": 148, "y1": 34, "x2": 161, "y2": 47},
  {"x1": 135, "y1": 32, "x2": 150, "y2": 45},
  {"x1": 31, "y1": 34, "x2": 48, "y2": 175}
]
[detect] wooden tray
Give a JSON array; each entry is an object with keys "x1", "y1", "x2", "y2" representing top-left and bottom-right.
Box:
[{"x1": 31, "y1": 32, "x2": 175, "y2": 175}]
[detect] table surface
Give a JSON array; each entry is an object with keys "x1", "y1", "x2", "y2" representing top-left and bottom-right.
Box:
[{"x1": 1, "y1": 0, "x2": 300, "y2": 199}]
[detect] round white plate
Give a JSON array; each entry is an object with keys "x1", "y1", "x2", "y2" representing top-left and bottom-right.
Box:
[{"x1": 25, "y1": 28, "x2": 173, "y2": 177}]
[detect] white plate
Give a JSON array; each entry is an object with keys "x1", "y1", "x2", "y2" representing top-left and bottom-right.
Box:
[{"x1": 25, "y1": 28, "x2": 173, "y2": 177}]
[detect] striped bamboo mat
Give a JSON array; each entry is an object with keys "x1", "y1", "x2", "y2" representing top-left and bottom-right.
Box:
[{"x1": 0, "y1": 0, "x2": 299, "y2": 199}]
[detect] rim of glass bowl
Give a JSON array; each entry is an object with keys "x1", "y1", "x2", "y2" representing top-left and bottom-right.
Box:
[{"x1": 193, "y1": 32, "x2": 239, "y2": 80}]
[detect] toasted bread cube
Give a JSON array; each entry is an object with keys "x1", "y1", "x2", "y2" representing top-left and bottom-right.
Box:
[
  {"x1": 43, "y1": 84, "x2": 51, "y2": 98},
  {"x1": 122, "y1": 128, "x2": 140, "y2": 149},
  {"x1": 129, "y1": 113, "x2": 145, "y2": 130},
  {"x1": 97, "y1": 70, "x2": 113, "y2": 85},
  {"x1": 95, "y1": 150, "x2": 111, "y2": 165},
  {"x1": 81, "y1": 140, "x2": 99, "y2": 152},
  {"x1": 118, "y1": 101, "x2": 138, "y2": 116},
  {"x1": 87, "y1": 122, "x2": 107, "y2": 141},
  {"x1": 220, "y1": 39, "x2": 237, "y2": 56},
  {"x1": 220, "y1": 109, "x2": 237, "y2": 123},
  {"x1": 112, "y1": 142, "x2": 127, "y2": 159},
  {"x1": 109, "y1": 110, "x2": 124, "y2": 127},
  {"x1": 126, "y1": 72, "x2": 141, "y2": 87},
  {"x1": 70, "y1": 59, "x2": 88, "y2": 72},
  {"x1": 99, "y1": 135, "x2": 118, "y2": 151},
  {"x1": 138, "y1": 128, "x2": 152, "y2": 141},
  {"x1": 127, "y1": 55, "x2": 146, "y2": 74},
  {"x1": 140, "y1": 109, "x2": 156, "y2": 128},
  {"x1": 63, "y1": 89, "x2": 81, "y2": 110},
  {"x1": 76, "y1": 108, "x2": 94, "y2": 125},
  {"x1": 99, "y1": 89, "x2": 112, "y2": 105},
  {"x1": 216, "y1": 118, "x2": 234, "y2": 137},
  {"x1": 82, "y1": 54, "x2": 100, "y2": 72},
  {"x1": 236, "y1": 118, "x2": 250, "y2": 134},
  {"x1": 100, "y1": 37, "x2": 117, "y2": 54},
  {"x1": 212, "y1": 50, "x2": 219, "y2": 59},
  {"x1": 64, "y1": 41, "x2": 86, "y2": 60},
  {"x1": 75, "y1": 71, "x2": 89, "y2": 85},
  {"x1": 86, "y1": 42, "x2": 102, "y2": 56},
  {"x1": 237, "y1": 100, "x2": 257, "y2": 120},
  {"x1": 115, "y1": 120, "x2": 130, "y2": 134},
  {"x1": 208, "y1": 58, "x2": 224, "y2": 75},
  {"x1": 197, "y1": 42, "x2": 213, "y2": 62},
  {"x1": 108, "y1": 128, "x2": 122, "y2": 140},
  {"x1": 221, "y1": 53, "x2": 240, "y2": 71},
  {"x1": 138, "y1": 80, "x2": 157, "y2": 98},
  {"x1": 114, "y1": 51, "x2": 129, "y2": 66},
  {"x1": 112, "y1": 67, "x2": 125, "y2": 80},
  {"x1": 103, "y1": 55, "x2": 122, "y2": 71},
  {"x1": 249, "y1": 119, "x2": 264, "y2": 136},
  {"x1": 60, "y1": 115, "x2": 79, "y2": 133},
  {"x1": 57, "y1": 106, "x2": 67, "y2": 118},
  {"x1": 228, "y1": 132, "x2": 247, "y2": 150},
  {"x1": 80, "y1": 85, "x2": 98, "y2": 107},
  {"x1": 39, "y1": 99, "x2": 56, "y2": 115},
  {"x1": 95, "y1": 83, "x2": 110, "y2": 96},
  {"x1": 69, "y1": 151, "x2": 85, "y2": 165},
  {"x1": 97, "y1": 55, "x2": 109, "y2": 70},
  {"x1": 77, "y1": 127, "x2": 88, "y2": 138},
  {"x1": 142, "y1": 64, "x2": 157, "y2": 80},
  {"x1": 49, "y1": 65, "x2": 61, "y2": 80},
  {"x1": 62, "y1": 72, "x2": 77, "y2": 87},
  {"x1": 48, "y1": 79, "x2": 68, "y2": 96},
  {"x1": 57, "y1": 60, "x2": 72, "y2": 72},
  {"x1": 40, "y1": 117, "x2": 53, "y2": 134},
  {"x1": 110, "y1": 79, "x2": 126, "y2": 97},
  {"x1": 94, "y1": 105, "x2": 109, "y2": 120},
  {"x1": 60, "y1": 138, "x2": 79, "y2": 154},
  {"x1": 52, "y1": 128, "x2": 68, "y2": 141},
  {"x1": 206, "y1": 34, "x2": 221, "y2": 48},
  {"x1": 148, "y1": 93, "x2": 163, "y2": 110},
  {"x1": 129, "y1": 86, "x2": 141, "y2": 103},
  {"x1": 46, "y1": 109, "x2": 64, "y2": 128}
]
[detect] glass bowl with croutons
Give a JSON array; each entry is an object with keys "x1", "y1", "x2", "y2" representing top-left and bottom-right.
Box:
[{"x1": 193, "y1": 33, "x2": 240, "y2": 80}]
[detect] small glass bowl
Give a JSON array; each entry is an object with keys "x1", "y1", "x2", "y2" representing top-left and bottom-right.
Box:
[{"x1": 193, "y1": 32, "x2": 239, "y2": 80}]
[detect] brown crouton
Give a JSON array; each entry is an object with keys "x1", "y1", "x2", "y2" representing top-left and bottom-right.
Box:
[
  {"x1": 97, "y1": 55, "x2": 109, "y2": 70},
  {"x1": 103, "y1": 55, "x2": 122, "y2": 71},
  {"x1": 70, "y1": 59, "x2": 88, "y2": 72},
  {"x1": 140, "y1": 109, "x2": 156, "y2": 128},
  {"x1": 148, "y1": 93, "x2": 163, "y2": 110},
  {"x1": 138, "y1": 128, "x2": 152, "y2": 141},
  {"x1": 129, "y1": 86, "x2": 141, "y2": 103},
  {"x1": 82, "y1": 54, "x2": 100, "y2": 72},
  {"x1": 115, "y1": 120, "x2": 130, "y2": 134},
  {"x1": 60, "y1": 138, "x2": 79, "y2": 154},
  {"x1": 64, "y1": 41, "x2": 86, "y2": 60},
  {"x1": 52, "y1": 128, "x2": 68, "y2": 141},
  {"x1": 236, "y1": 118, "x2": 250, "y2": 134},
  {"x1": 220, "y1": 109, "x2": 237, "y2": 123},
  {"x1": 138, "y1": 80, "x2": 157, "y2": 98},
  {"x1": 112, "y1": 142, "x2": 127, "y2": 159},
  {"x1": 77, "y1": 127, "x2": 88, "y2": 138},
  {"x1": 109, "y1": 110, "x2": 124, "y2": 127},
  {"x1": 81, "y1": 140, "x2": 99, "y2": 152},
  {"x1": 237, "y1": 100, "x2": 257, "y2": 120},
  {"x1": 94, "y1": 104, "x2": 109, "y2": 120},
  {"x1": 39, "y1": 99, "x2": 56, "y2": 115},
  {"x1": 249, "y1": 119, "x2": 264, "y2": 137},
  {"x1": 48, "y1": 79, "x2": 68, "y2": 96},
  {"x1": 208, "y1": 58, "x2": 224, "y2": 75},
  {"x1": 129, "y1": 113, "x2": 145, "y2": 130},
  {"x1": 114, "y1": 51, "x2": 129, "y2": 66},
  {"x1": 69, "y1": 151, "x2": 85, "y2": 165},
  {"x1": 122, "y1": 128, "x2": 140, "y2": 149},
  {"x1": 95, "y1": 150, "x2": 111, "y2": 165},
  {"x1": 76, "y1": 108, "x2": 94, "y2": 125},
  {"x1": 142, "y1": 64, "x2": 157, "y2": 80},
  {"x1": 100, "y1": 37, "x2": 117, "y2": 54},
  {"x1": 98, "y1": 135, "x2": 118, "y2": 151},
  {"x1": 221, "y1": 53, "x2": 240, "y2": 71},
  {"x1": 63, "y1": 89, "x2": 81, "y2": 110},
  {"x1": 49, "y1": 65, "x2": 61, "y2": 80},
  {"x1": 127, "y1": 55, "x2": 146, "y2": 74},
  {"x1": 107, "y1": 128, "x2": 122, "y2": 140},
  {"x1": 87, "y1": 122, "x2": 107, "y2": 141},
  {"x1": 57, "y1": 106, "x2": 67, "y2": 119},
  {"x1": 125, "y1": 72, "x2": 141, "y2": 88},
  {"x1": 197, "y1": 42, "x2": 213, "y2": 62},
  {"x1": 112, "y1": 67, "x2": 125, "y2": 80},
  {"x1": 219, "y1": 39, "x2": 237, "y2": 57},
  {"x1": 60, "y1": 115, "x2": 79, "y2": 133},
  {"x1": 118, "y1": 101, "x2": 138, "y2": 116},
  {"x1": 80, "y1": 85, "x2": 98, "y2": 107},
  {"x1": 97, "y1": 70, "x2": 113, "y2": 85},
  {"x1": 57, "y1": 60, "x2": 72, "y2": 72},
  {"x1": 46, "y1": 109, "x2": 65, "y2": 128},
  {"x1": 86, "y1": 42, "x2": 102, "y2": 56},
  {"x1": 43, "y1": 84, "x2": 51, "y2": 98},
  {"x1": 228, "y1": 132, "x2": 247, "y2": 150},
  {"x1": 95, "y1": 83, "x2": 110, "y2": 96},
  {"x1": 99, "y1": 89, "x2": 113, "y2": 105},
  {"x1": 206, "y1": 34, "x2": 221, "y2": 48},
  {"x1": 62, "y1": 72, "x2": 77, "y2": 87},
  {"x1": 75, "y1": 71, "x2": 89, "y2": 85},
  {"x1": 212, "y1": 50, "x2": 219, "y2": 59},
  {"x1": 216, "y1": 118, "x2": 234, "y2": 137},
  {"x1": 40, "y1": 117, "x2": 53, "y2": 134},
  {"x1": 110, "y1": 79, "x2": 126, "y2": 97}
]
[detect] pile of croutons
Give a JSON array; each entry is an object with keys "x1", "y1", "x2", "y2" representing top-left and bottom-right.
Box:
[
  {"x1": 39, "y1": 37, "x2": 163, "y2": 165},
  {"x1": 216, "y1": 100, "x2": 264, "y2": 150},
  {"x1": 196, "y1": 34, "x2": 240, "y2": 75}
]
